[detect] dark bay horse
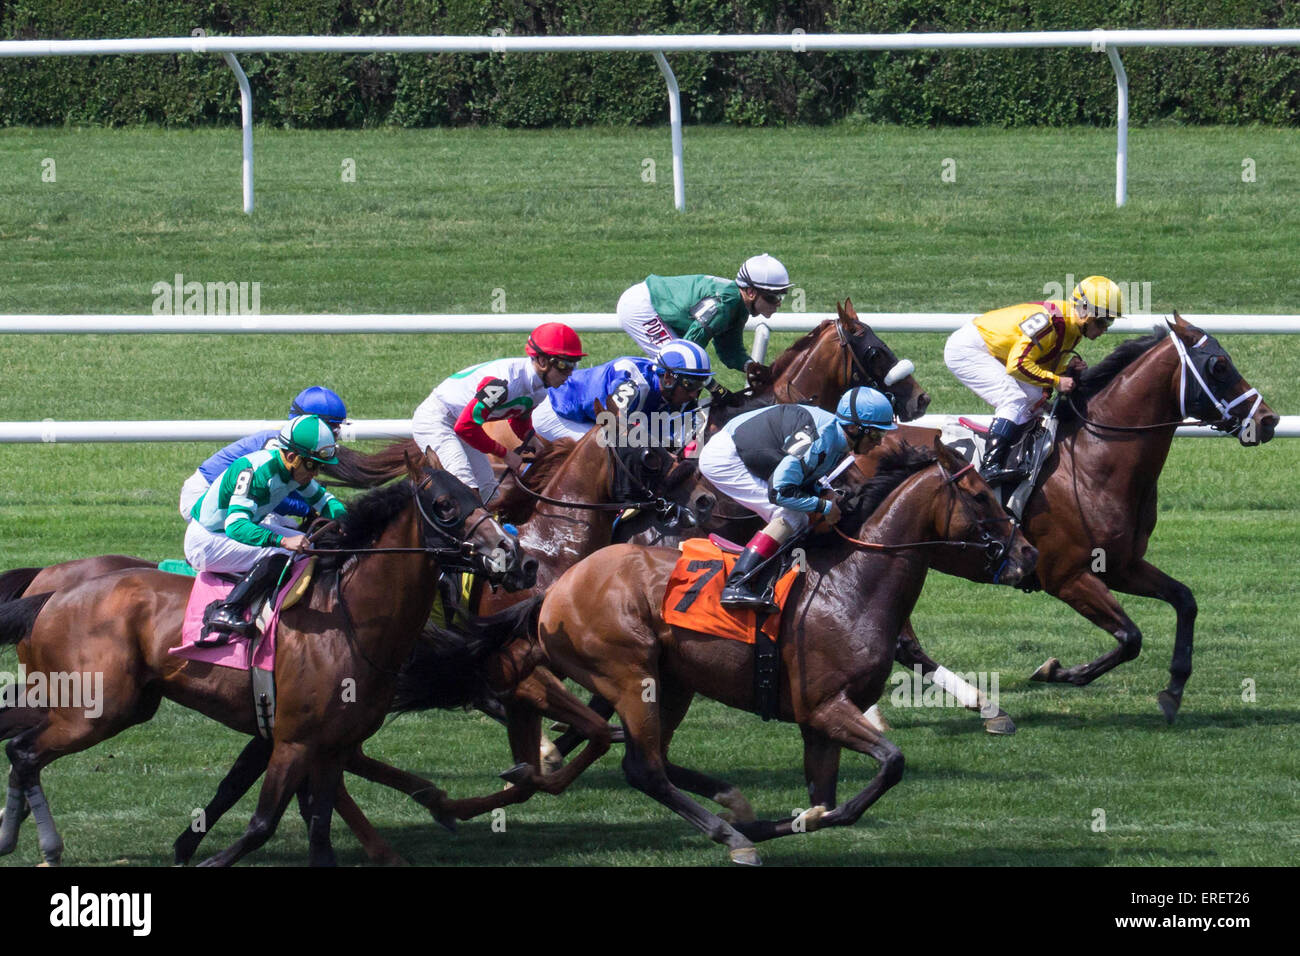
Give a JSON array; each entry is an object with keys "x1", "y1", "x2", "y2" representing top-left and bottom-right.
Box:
[
  {"x1": 0, "y1": 461, "x2": 531, "y2": 865},
  {"x1": 536, "y1": 439, "x2": 1036, "y2": 864},
  {"x1": 888, "y1": 314, "x2": 1278, "y2": 721}
]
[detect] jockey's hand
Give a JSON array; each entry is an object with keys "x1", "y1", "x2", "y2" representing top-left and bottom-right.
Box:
[
  {"x1": 281, "y1": 534, "x2": 308, "y2": 552},
  {"x1": 503, "y1": 448, "x2": 526, "y2": 473},
  {"x1": 1057, "y1": 376, "x2": 1078, "y2": 395},
  {"x1": 820, "y1": 500, "x2": 843, "y2": 528},
  {"x1": 744, "y1": 361, "x2": 773, "y2": 389},
  {"x1": 1066, "y1": 355, "x2": 1088, "y2": 376}
]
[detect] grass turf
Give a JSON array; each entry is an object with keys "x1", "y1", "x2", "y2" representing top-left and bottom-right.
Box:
[{"x1": 0, "y1": 124, "x2": 1296, "y2": 866}]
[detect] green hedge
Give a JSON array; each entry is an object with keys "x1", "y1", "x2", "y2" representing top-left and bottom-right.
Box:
[{"x1": 2, "y1": 0, "x2": 1298, "y2": 127}]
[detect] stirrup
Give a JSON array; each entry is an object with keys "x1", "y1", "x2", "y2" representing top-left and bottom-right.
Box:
[{"x1": 720, "y1": 579, "x2": 779, "y2": 614}]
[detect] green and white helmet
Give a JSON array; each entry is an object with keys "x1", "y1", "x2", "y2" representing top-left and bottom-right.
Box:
[{"x1": 278, "y1": 414, "x2": 340, "y2": 465}]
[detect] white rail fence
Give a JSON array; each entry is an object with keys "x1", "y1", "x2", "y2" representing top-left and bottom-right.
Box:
[
  {"x1": 4, "y1": 313, "x2": 1300, "y2": 335},
  {"x1": 2, "y1": 311, "x2": 1294, "y2": 441},
  {"x1": 4, "y1": 29, "x2": 1300, "y2": 211}
]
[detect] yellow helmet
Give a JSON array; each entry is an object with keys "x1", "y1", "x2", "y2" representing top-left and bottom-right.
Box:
[{"x1": 1070, "y1": 276, "x2": 1123, "y2": 323}]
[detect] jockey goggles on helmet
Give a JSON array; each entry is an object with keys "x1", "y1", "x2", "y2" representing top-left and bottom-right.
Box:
[
  {"x1": 526, "y1": 322, "x2": 587, "y2": 368},
  {"x1": 836, "y1": 386, "x2": 898, "y2": 432},
  {"x1": 655, "y1": 341, "x2": 713, "y2": 392},
  {"x1": 278, "y1": 414, "x2": 340, "y2": 466}
]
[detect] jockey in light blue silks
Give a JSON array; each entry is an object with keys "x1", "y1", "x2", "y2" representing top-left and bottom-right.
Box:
[
  {"x1": 530, "y1": 341, "x2": 714, "y2": 443},
  {"x1": 697, "y1": 386, "x2": 897, "y2": 611}
]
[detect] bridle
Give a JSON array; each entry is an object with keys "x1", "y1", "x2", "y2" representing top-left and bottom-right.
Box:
[
  {"x1": 834, "y1": 321, "x2": 915, "y2": 412},
  {"x1": 1065, "y1": 324, "x2": 1261, "y2": 437},
  {"x1": 831, "y1": 459, "x2": 1016, "y2": 581}
]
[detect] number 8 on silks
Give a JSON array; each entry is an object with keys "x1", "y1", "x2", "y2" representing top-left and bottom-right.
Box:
[{"x1": 410, "y1": 323, "x2": 587, "y2": 503}]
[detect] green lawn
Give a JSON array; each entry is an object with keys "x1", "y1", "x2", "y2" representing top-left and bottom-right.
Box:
[{"x1": 0, "y1": 125, "x2": 1296, "y2": 866}]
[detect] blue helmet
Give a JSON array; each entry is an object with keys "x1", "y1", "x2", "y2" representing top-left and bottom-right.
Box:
[
  {"x1": 654, "y1": 341, "x2": 713, "y2": 380},
  {"x1": 290, "y1": 386, "x2": 348, "y2": 429},
  {"x1": 836, "y1": 387, "x2": 897, "y2": 431}
]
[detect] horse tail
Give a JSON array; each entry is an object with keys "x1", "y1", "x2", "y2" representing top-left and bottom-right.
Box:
[
  {"x1": 0, "y1": 567, "x2": 42, "y2": 604},
  {"x1": 0, "y1": 592, "x2": 54, "y2": 647},
  {"x1": 389, "y1": 594, "x2": 543, "y2": 714},
  {"x1": 321, "y1": 440, "x2": 421, "y2": 488}
]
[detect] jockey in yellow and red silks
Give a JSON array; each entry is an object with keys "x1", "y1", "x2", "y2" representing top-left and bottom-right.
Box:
[{"x1": 944, "y1": 275, "x2": 1124, "y2": 484}]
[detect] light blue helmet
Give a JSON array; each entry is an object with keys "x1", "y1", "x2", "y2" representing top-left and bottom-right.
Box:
[
  {"x1": 836, "y1": 387, "x2": 897, "y2": 431},
  {"x1": 654, "y1": 340, "x2": 713, "y2": 380},
  {"x1": 290, "y1": 386, "x2": 348, "y2": 430}
]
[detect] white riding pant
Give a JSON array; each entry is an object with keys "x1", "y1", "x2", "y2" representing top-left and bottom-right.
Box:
[
  {"x1": 617, "y1": 281, "x2": 677, "y2": 358},
  {"x1": 944, "y1": 322, "x2": 1045, "y2": 425},
  {"x1": 697, "y1": 429, "x2": 809, "y2": 534},
  {"x1": 183, "y1": 519, "x2": 291, "y2": 575},
  {"x1": 410, "y1": 395, "x2": 499, "y2": 502},
  {"x1": 178, "y1": 469, "x2": 301, "y2": 531},
  {"x1": 531, "y1": 398, "x2": 593, "y2": 442}
]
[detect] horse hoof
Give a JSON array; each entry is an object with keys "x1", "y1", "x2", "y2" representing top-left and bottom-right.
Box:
[
  {"x1": 1156, "y1": 690, "x2": 1181, "y2": 724},
  {"x1": 729, "y1": 846, "x2": 762, "y2": 866},
  {"x1": 864, "y1": 704, "x2": 891, "y2": 732},
  {"x1": 1030, "y1": 658, "x2": 1061, "y2": 682},
  {"x1": 498, "y1": 762, "x2": 533, "y2": 786},
  {"x1": 431, "y1": 810, "x2": 458, "y2": 835},
  {"x1": 983, "y1": 713, "x2": 1017, "y2": 736}
]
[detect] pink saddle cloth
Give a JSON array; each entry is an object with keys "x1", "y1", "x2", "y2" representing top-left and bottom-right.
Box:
[{"x1": 169, "y1": 561, "x2": 310, "y2": 672}]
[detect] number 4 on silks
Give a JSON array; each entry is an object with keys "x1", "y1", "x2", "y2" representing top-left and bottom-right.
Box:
[{"x1": 476, "y1": 379, "x2": 509, "y2": 411}]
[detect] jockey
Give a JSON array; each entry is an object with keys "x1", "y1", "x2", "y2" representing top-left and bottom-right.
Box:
[
  {"x1": 617, "y1": 253, "x2": 792, "y2": 385},
  {"x1": 411, "y1": 322, "x2": 585, "y2": 502},
  {"x1": 531, "y1": 341, "x2": 713, "y2": 443},
  {"x1": 698, "y1": 386, "x2": 897, "y2": 611},
  {"x1": 185, "y1": 414, "x2": 347, "y2": 644},
  {"x1": 178, "y1": 386, "x2": 348, "y2": 522},
  {"x1": 944, "y1": 275, "x2": 1123, "y2": 485}
]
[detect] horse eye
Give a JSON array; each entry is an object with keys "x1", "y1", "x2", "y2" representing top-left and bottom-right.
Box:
[{"x1": 434, "y1": 497, "x2": 460, "y2": 521}]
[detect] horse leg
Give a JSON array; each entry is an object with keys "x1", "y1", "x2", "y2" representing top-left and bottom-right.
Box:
[
  {"x1": 612, "y1": 678, "x2": 760, "y2": 866},
  {"x1": 800, "y1": 724, "x2": 841, "y2": 810},
  {"x1": 498, "y1": 671, "x2": 613, "y2": 797},
  {"x1": 654, "y1": 684, "x2": 754, "y2": 823},
  {"x1": 1107, "y1": 559, "x2": 1198, "y2": 722},
  {"x1": 894, "y1": 619, "x2": 1017, "y2": 735},
  {"x1": 1031, "y1": 571, "x2": 1143, "y2": 687},
  {"x1": 333, "y1": 781, "x2": 408, "y2": 865},
  {"x1": 197, "y1": 743, "x2": 308, "y2": 867},
  {"x1": 551, "y1": 693, "x2": 616, "y2": 758},
  {"x1": 173, "y1": 736, "x2": 272, "y2": 865},
  {"x1": 305, "y1": 760, "x2": 343, "y2": 868},
  {"x1": 343, "y1": 747, "x2": 455, "y2": 830},
  {"x1": 732, "y1": 694, "x2": 902, "y2": 843},
  {"x1": 3, "y1": 730, "x2": 63, "y2": 865}
]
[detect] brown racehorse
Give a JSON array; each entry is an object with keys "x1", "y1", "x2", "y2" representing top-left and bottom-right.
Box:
[
  {"x1": 0, "y1": 460, "x2": 532, "y2": 865},
  {"x1": 536, "y1": 440, "x2": 1036, "y2": 864},
  {"x1": 892, "y1": 314, "x2": 1279, "y2": 721}
]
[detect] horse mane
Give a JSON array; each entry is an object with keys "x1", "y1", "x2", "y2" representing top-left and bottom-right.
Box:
[
  {"x1": 768, "y1": 320, "x2": 832, "y2": 379},
  {"x1": 1060, "y1": 330, "x2": 1169, "y2": 423},
  {"x1": 311, "y1": 480, "x2": 415, "y2": 568},
  {"x1": 849, "y1": 444, "x2": 938, "y2": 519},
  {"x1": 491, "y1": 437, "x2": 579, "y2": 523}
]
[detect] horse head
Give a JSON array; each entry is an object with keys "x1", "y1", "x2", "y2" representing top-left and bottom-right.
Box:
[
  {"x1": 406, "y1": 451, "x2": 537, "y2": 591},
  {"x1": 1166, "y1": 312, "x2": 1278, "y2": 446},
  {"x1": 766, "y1": 301, "x2": 929, "y2": 419}
]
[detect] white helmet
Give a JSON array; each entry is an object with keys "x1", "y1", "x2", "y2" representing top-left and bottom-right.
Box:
[{"x1": 736, "y1": 254, "x2": 792, "y2": 294}]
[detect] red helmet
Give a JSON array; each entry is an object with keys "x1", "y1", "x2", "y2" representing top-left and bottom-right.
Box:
[{"x1": 526, "y1": 322, "x2": 586, "y2": 360}]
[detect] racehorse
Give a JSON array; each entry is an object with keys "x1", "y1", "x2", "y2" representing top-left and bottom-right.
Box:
[
  {"x1": 889, "y1": 314, "x2": 1278, "y2": 720},
  {"x1": 536, "y1": 439, "x2": 1037, "y2": 864},
  {"x1": 0, "y1": 459, "x2": 533, "y2": 866}
]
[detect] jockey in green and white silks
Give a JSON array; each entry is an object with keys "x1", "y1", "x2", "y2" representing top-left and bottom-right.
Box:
[{"x1": 185, "y1": 415, "x2": 346, "y2": 644}]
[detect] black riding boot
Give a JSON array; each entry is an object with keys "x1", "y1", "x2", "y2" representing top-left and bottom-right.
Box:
[
  {"x1": 979, "y1": 418, "x2": 1024, "y2": 486},
  {"x1": 200, "y1": 553, "x2": 291, "y2": 646},
  {"x1": 720, "y1": 546, "x2": 778, "y2": 614}
]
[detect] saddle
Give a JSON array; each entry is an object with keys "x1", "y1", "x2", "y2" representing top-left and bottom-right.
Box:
[{"x1": 941, "y1": 408, "x2": 1061, "y2": 521}]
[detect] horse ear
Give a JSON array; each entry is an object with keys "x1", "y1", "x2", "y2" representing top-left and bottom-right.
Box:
[
  {"x1": 843, "y1": 297, "x2": 857, "y2": 320},
  {"x1": 408, "y1": 447, "x2": 439, "y2": 481},
  {"x1": 592, "y1": 397, "x2": 606, "y2": 418},
  {"x1": 835, "y1": 300, "x2": 847, "y2": 320},
  {"x1": 1171, "y1": 309, "x2": 1186, "y2": 327},
  {"x1": 933, "y1": 436, "x2": 963, "y2": 473}
]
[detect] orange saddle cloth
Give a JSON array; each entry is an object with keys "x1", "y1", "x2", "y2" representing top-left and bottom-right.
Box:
[{"x1": 662, "y1": 538, "x2": 803, "y2": 643}]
